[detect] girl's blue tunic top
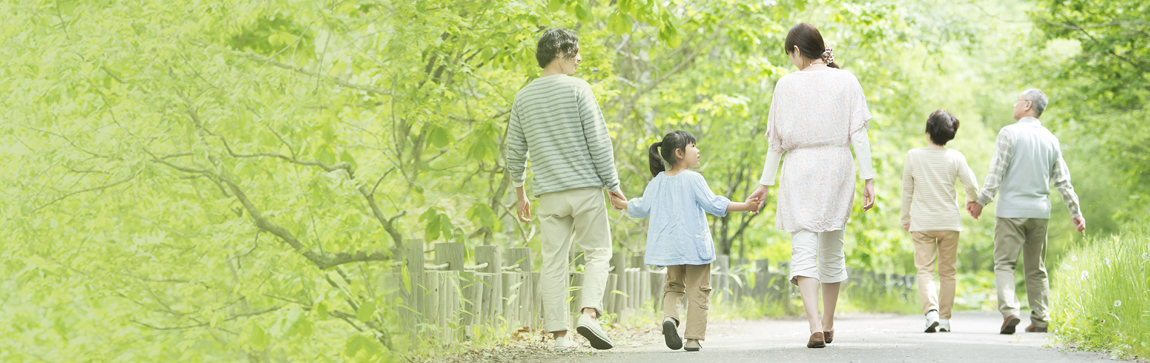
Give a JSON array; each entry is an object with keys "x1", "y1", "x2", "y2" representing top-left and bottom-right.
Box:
[{"x1": 627, "y1": 170, "x2": 730, "y2": 266}]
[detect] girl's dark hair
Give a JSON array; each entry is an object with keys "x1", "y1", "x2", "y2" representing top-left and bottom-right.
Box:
[
  {"x1": 536, "y1": 28, "x2": 580, "y2": 68},
  {"x1": 648, "y1": 130, "x2": 697, "y2": 176},
  {"x1": 784, "y1": 23, "x2": 839, "y2": 69},
  {"x1": 925, "y1": 109, "x2": 960, "y2": 145}
]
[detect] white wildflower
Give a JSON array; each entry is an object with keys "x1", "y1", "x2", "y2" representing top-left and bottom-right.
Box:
[
  {"x1": 1104, "y1": 258, "x2": 1111, "y2": 265},
  {"x1": 1143, "y1": 253, "x2": 1148, "y2": 261},
  {"x1": 1080, "y1": 270, "x2": 1089, "y2": 280},
  {"x1": 1114, "y1": 300, "x2": 1122, "y2": 307},
  {"x1": 1071, "y1": 255, "x2": 1078, "y2": 262}
]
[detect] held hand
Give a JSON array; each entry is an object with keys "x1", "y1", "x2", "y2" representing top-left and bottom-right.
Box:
[
  {"x1": 608, "y1": 192, "x2": 628, "y2": 210},
  {"x1": 1072, "y1": 216, "x2": 1086, "y2": 234},
  {"x1": 743, "y1": 196, "x2": 761, "y2": 212},
  {"x1": 515, "y1": 187, "x2": 532, "y2": 223},
  {"x1": 748, "y1": 185, "x2": 769, "y2": 214},
  {"x1": 862, "y1": 179, "x2": 876, "y2": 211},
  {"x1": 608, "y1": 190, "x2": 627, "y2": 210},
  {"x1": 967, "y1": 202, "x2": 983, "y2": 220},
  {"x1": 902, "y1": 223, "x2": 910, "y2": 232}
]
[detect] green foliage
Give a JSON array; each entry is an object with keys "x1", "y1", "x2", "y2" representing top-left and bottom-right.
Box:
[
  {"x1": 1, "y1": 0, "x2": 1145, "y2": 359},
  {"x1": 1049, "y1": 225, "x2": 1150, "y2": 359},
  {"x1": 1027, "y1": 0, "x2": 1150, "y2": 223}
]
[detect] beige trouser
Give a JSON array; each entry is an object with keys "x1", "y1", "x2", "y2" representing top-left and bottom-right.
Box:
[
  {"x1": 912, "y1": 230, "x2": 960, "y2": 319},
  {"x1": 538, "y1": 187, "x2": 613, "y2": 333},
  {"x1": 993, "y1": 217, "x2": 1050, "y2": 327},
  {"x1": 663, "y1": 264, "x2": 712, "y2": 340}
]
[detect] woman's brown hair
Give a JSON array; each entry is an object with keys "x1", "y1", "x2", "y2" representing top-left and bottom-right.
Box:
[{"x1": 784, "y1": 23, "x2": 838, "y2": 68}]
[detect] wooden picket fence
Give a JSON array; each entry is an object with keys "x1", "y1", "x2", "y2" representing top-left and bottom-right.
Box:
[{"x1": 383, "y1": 239, "x2": 917, "y2": 341}]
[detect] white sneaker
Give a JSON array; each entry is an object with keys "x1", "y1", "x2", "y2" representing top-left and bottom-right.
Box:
[
  {"x1": 553, "y1": 336, "x2": 579, "y2": 351},
  {"x1": 576, "y1": 314, "x2": 615, "y2": 350},
  {"x1": 924, "y1": 310, "x2": 940, "y2": 333},
  {"x1": 938, "y1": 319, "x2": 951, "y2": 332}
]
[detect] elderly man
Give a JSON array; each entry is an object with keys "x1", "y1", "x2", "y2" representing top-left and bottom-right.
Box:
[
  {"x1": 505, "y1": 27, "x2": 623, "y2": 351},
  {"x1": 969, "y1": 88, "x2": 1086, "y2": 335}
]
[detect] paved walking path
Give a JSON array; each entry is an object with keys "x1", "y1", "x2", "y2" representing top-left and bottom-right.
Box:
[{"x1": 559, "y1": 311, "x2": 1115, "y2": 363}]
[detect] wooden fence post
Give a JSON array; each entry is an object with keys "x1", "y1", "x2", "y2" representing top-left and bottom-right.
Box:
[
  {"x1": 715, "y1": 255, "x2": 730, "y2": 306},
  {"x1": 474, "y1": 245, "x2": 502, "y2": 326},
  {"x1": 433, "y1": 242, "x2": 469, "y2": 332},
  {"x1": 400, "y1": 239, "x2": 426, "y2": 327},
  {"x1": 570, "y1": 271, "x2": 584, "y2": 327},
  {"x1": 503, "y1": 247, "x2": 533, "y2": 331},
  {"x1": 781, "y1": 260, "x2": 794, "y2": 315},
  {"x1": 609, "y1": 252, "x2": 626, "y2": 318}
]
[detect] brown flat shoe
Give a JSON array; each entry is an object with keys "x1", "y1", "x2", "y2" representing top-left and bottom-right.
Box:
[
  {"x1": 824, "y1": 329, "x2": 834, "y2": 344},
  {"x1": 807, "y1": 332, "x2": 826, "y2": 348},
  {"x1": 1025, "y1": 324, "x2": 1048, "y2": 333},
  {"x1": 1000, "y1": 315, "x2": 1021, "y2": 335}
]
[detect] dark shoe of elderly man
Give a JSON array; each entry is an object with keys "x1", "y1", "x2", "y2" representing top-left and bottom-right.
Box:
[{"x1": 1000, "y1": 315, "x2": 1021, "y2": 334}]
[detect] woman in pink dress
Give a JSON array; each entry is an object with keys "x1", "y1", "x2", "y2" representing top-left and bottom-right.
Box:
[{"x1": 748, "y1": 23, "x2": 877, "y2": 348}]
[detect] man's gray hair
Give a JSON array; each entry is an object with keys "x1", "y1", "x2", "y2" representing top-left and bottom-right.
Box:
[{"x1": 1020, "y1": 88, "x2": 1048, "y2": 116}]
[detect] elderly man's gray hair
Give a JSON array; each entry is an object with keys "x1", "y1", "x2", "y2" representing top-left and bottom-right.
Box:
[{"x1": 1020, "y1": 88, "x2": 1048, "y2": 116}]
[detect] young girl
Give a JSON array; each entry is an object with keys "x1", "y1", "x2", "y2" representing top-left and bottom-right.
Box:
[
  {"x1": 609, "y1": 130, "x2": 759, "y2": 352},
  {"x1": 900, "y1": 109, "x2": 979, "y2": 333}
]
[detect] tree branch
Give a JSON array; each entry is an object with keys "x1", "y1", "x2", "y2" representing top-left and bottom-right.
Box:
[
  {"x1": 32, "y1": 170, "x2": 139, "y2": 213},
  {"x1": 614, "y1": 2, "x2": 738, "y2": 125},
  {"x1": 132, "y1": 306, "x2": 282, "y2": 331},
  {"x1": 358, "y1": 185, "x2": 406, "y2": 250},
  {"x1": 1041, "y1": 19, "x2": 1150, "y2": 74},
  {"x1": 236, "y1": 50, "x2": 392, "y2": 96}
]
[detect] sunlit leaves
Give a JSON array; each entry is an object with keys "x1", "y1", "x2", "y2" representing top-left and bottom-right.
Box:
[
  {"x1": 343, "y1": 334, "x2": 383, "y2": 361},
  {"x1": 419, "y1": 208, "x2": 457, "y2": 243}
]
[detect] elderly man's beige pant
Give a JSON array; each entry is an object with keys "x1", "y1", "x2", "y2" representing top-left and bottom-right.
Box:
[
  {"x1": 994, "y1": 217, "x2": 1050, "y2": 327},
  {"x1": 538, "y1": 188, "x2": 613, "y2": 333}
]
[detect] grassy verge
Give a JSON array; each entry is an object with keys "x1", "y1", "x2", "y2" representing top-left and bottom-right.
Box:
[{"x1": 1049, "y1": 224, "x2": 1149, "y2": 359}]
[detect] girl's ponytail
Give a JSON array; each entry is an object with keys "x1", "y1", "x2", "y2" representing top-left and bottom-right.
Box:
[{"x1": 648, "y1": 142, "x2": 665, "y2": 177}]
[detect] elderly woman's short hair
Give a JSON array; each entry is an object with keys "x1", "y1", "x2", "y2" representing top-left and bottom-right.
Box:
[
  {"x1": 1021, "y1": 88, "x2": 1048, "y2": 116},
  {"x1": 925, "y1": 109, "x2": 960, "y2": 146},
  {"x1": 535, "y1": 28, "x2": 579, "y2": 69}
]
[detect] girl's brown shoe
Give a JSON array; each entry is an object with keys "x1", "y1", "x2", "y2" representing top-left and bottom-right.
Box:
[
  {"x1": 824, "y1": 329, "x2": 834, "y2": 344},
  {"x1": 807, "y1": 332, "x2": 826, "y2": 348}
]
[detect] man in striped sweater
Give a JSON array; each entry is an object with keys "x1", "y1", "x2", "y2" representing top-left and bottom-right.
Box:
[{"x1": 505, "y1": 28, "x2": 624, "y2": 351}]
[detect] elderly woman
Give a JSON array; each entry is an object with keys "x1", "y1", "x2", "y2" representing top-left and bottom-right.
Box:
[{"x1": 748, "y1": 23, "x2": 876, "y2": 348}]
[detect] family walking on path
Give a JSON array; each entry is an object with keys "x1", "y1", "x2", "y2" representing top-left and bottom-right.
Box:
[{"x1": 504, "y1": 22, "x2": 1087, "y2": 353}]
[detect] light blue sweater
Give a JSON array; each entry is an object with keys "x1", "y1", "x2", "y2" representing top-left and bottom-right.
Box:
[{"x1": 627, "y1": 171, "x2": 730, "y2": 266}]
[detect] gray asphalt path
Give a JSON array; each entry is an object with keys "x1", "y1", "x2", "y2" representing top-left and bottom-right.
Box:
[{"x1": 564, "y1": 311, "x2": 1115, "y2": 363}]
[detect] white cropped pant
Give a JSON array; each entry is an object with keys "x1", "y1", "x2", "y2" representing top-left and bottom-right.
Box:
[{"x1": 788, "y1": 229, "x2": 848, "y2": 285}]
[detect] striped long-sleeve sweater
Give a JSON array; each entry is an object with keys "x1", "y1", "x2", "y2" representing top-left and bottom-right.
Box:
[
  {"x1": 900, "y1": 147, "x2": 980, "y2": 232},
  {"x1": 506, "y1": 74, "x2": 621, "y2": 197}
]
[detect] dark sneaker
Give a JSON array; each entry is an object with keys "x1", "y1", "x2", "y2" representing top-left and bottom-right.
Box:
[
  {"x1": 662, "y1": 318, "x2": 683, "y2": 350},
  {"x1": 1000, "y1": 315, "x2": 1021, "y2": 335}
]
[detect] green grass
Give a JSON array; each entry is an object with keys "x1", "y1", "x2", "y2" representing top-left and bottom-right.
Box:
[{"x1": 1049, "y1": 224, "x2": 1150, "y2": 359}]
